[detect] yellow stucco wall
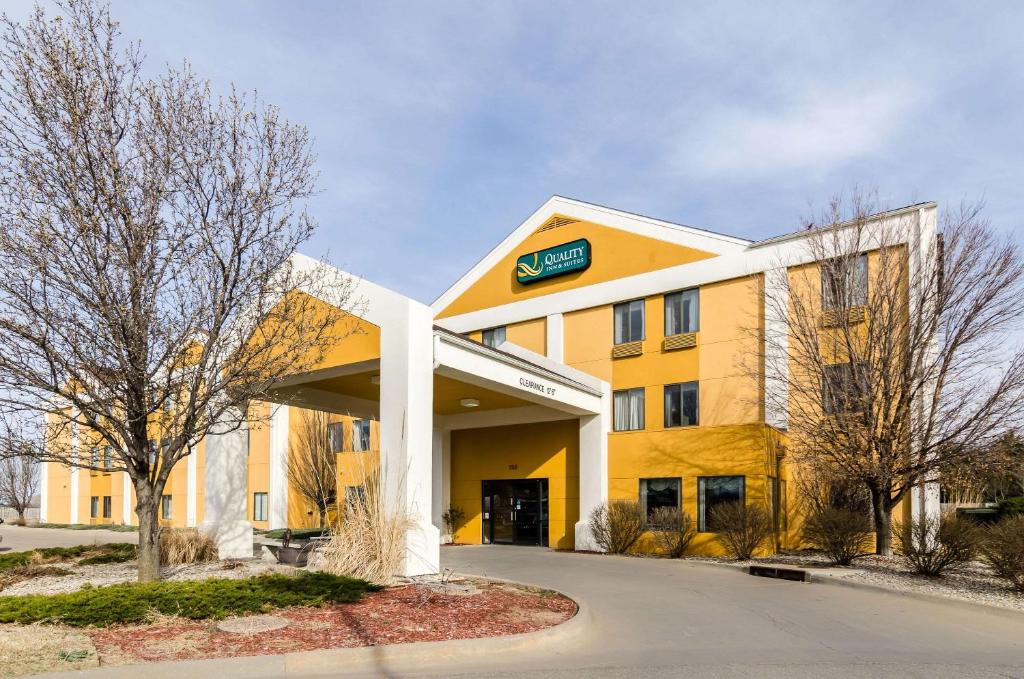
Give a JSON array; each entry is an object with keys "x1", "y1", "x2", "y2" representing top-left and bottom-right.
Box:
[{"x1": 450, "y1": 419, "x2": 580, "y2": 550}]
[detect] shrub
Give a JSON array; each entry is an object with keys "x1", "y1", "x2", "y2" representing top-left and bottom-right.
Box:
[
  {"x1": 710, "y1": 502, "x2": 772, "y2": 560},
  {"x1": 78, "y1": 543, "x2": 137, "y2": 565},
  {"x1": 997, "y1": 496, "x2": 1024, "y2": 516},
  {"x1": 0, "y1": 544, "x2": 137, "y2": 571},
  {"x1": 895, "y1": 513, "x2": 981, "y2": 577},
  {"x1": 802, "y1": 507, "x2": 873, "y2": 566},
  {"x1": 979, "y1": 515, "x2": 1024, "y2": 592},
  {"x1": 0, "y1": 572, "x2": 378, "y2": 626},
  {"x1": 648, "y1": 508, "x2": 696, "y2": 558},
  {"x1": 589, "y1": 500, "x2": 645, "y2": 554},
  {"x1": 159, "y1": 528, "x2": 217, "y2": 566},
  {"x1": 441, "y1": 505, "x2": 466, "y2": 541}
]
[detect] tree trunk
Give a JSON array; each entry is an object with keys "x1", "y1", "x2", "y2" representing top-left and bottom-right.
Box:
[
  {"x1": 135, "y1": 490, "x2": 161, "y2": 582},
  {"x1": 870, "y1": 489, "x2": 893, "y2": 556}
]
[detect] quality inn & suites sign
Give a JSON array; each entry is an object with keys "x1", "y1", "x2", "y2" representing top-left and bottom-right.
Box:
[{"x1": 516, "y1": 238, "x2": 591, "y2": 285}]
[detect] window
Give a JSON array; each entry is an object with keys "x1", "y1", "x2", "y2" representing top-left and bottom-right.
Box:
[
  {"x1": 327, "y1": 422, "x2": 344, "y2": 453},
  {"x1": 102, "y1": 496, "x2": 112, "y2": 519},
  {"x1": 640, "y1": 478, "x2": 681, "y2": 524},
  {"x1": 821, "y1": 254, "x2": 867, "y2": 310},
  {"x1": 253, "y1": 492, "x2": 269, "y2": 522},
  {"x1": 698, "y1": 476, "x2": 745, "y2": 532},
  {"x1": 822, "y1": 362, "x2": 867, "y2": 415},
  {"x1": 352, "y1": 419, "x2": 371, "y2": 452},
  {"x1": 613, "y1": 388, "x2": 645, "y2": 431},
  {"x1": 148, "y1": 439, "x2": 157, "y2": 466},
  {"x1": 664, "y1": 382, "x2": 699, "y2": 427},
  {"x1": 161, "y1": 495, "x2": 172, "y2": 520},
  {"x1": 664, "y1": 289, "x2": 699, "y2": 335},
  {"x1": 89, "y1": 447, "x2": 99, "y2": 468},
  {"x1": 482, "y1": 326, "x2": 507, "y2": 348},
  {"x1": 613, "y1": 300, "x2": 644, "y2": 344},
  {"x1": 90, "y1": 496, "x2": 99, "y2": 519},
  {"x1": 103, "y1": 445, "x2": 112, "y2": 469},
  {"x1": 345, "y1": 485, "x2": 367, "y2": 512}
]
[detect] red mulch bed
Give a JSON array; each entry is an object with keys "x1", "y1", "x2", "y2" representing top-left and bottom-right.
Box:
[{"x1": 88, "y1": 580, "x2": 576, "y2": 665}]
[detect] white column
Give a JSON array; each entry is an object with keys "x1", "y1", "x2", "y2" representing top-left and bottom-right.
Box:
[
  {"x1": 431, "y1": 426, "x2": 452, "y2": 543},
  {"x1": 546, "y1": 313, "x2": 564, "y2": 362},
  {"x1": 268, "y1": 404, "x2": 290, "y2": 529},
  {"x1": 185, "y1": 445, "x2": 198, "y2": 527},
  {"x1": 574, "y1": 384, "x2": 610, "y2": 551},
  {"x1": 763, "y1": 267, "x2": 789, "y2": 430},
  {"x1": 39, "y1": 460, "x2": 49, "y2": 523},
  {"x1": 69, "y1": 419, "x2": 79, "y2": 524},
  {"x1": 199, "y1": 413, "x2": 253, "y2": 558},
  {"x1": 122, "y1": 472, "x2": 132, "y2": 525},
  {"x1": 380, "y1": 299, "x2": 439, "y2": 576}
]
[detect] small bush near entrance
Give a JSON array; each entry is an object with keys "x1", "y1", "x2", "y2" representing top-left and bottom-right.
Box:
[
  {"x1": 802, "y1": 507, "x2": 873, "y2": 566},
  {"x1": 979, "y1": 515, "x2": 1024, "y2": 592},
  {"x1": 896, "y1": 513, "x2": 981, "y2": 577},
  {"x1": 589, "y1": 500, "x2": 644, "y2": 554},
  {"x1": 648, "y1": 508, "x2": 696, "y2": 558},
  {"x1": 0, "y1": 572, "x2": 378, "y2": 626},
  {"x1": 710, "y1": 502, "x2": 772, "y2": 560},
  {"x1": 159, "y1": 528, "x2": 217, "y2": 566}
]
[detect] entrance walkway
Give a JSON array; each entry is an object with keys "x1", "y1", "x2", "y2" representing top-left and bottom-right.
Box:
[{"x1": 417, "y1": 545, "x2": 1024, "y2": 678}]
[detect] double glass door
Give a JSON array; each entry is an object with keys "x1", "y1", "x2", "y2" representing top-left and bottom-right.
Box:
[{"x1": 481, "y1": 479, "x2": 549, "y2": 546}]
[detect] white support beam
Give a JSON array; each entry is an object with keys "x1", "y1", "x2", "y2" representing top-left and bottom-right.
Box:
[
  {"x1": 269, "y1": 404, "x2": 290, "y2": 530},
  {"x1": 763, "y1": 267, "x2": 789, "y2": 430},
  {"x1": 574, "y1": 383, "x2": 611, "y2": 551},
  {"x1": 200, "y1": 413, "x2": 253, "y2": 559}
]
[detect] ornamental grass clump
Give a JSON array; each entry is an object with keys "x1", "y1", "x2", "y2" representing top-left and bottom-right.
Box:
[
  {"x1": 589, "y1": 500, "x2": 645, "y2": 554},
  {"x1": 159, "y1": 528, "x2": 217, "y2": 566},
  {"x1": 648, "y1": 508, "x2": 696, "y2": 558},
  {"x1": 802, "y1": 507, "x2": 873, "y2": 566},
  {"x1": 979, "y1": 515, "x2": 1024, "y2": 592},
  {"x1": 895, "y1": 513, "x2": 981, "y2": 577},
  {"x1": 711, "y1": 502, "x2": 772, "y2": 560}
]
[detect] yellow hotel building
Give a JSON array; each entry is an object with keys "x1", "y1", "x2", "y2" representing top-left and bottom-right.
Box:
[{"x1": 40, "y1": 196, "x2": 940, "y2": 575}]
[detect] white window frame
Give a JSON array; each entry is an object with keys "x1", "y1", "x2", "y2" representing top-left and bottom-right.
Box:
[{"x1": 613, "y1": 387, "x2": 645, "y2": 431}]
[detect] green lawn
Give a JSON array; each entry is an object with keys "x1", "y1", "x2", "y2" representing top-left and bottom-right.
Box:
[{"x1": 0, "y1": 572, "x2": 379, "y2": 626}]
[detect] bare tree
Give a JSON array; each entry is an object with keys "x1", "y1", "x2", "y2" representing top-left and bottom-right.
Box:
[
  {"x1": 762, "y1": 194, "x2": 1024, "y2": 555},
  {"x1": 0, "y1": 423, "x2": 38, "y2": 525},
  {"x1": 288, "y1": 409, "x2": 338, "y2": 529},
  {"x1": 0, "y1": 1, "x2": 354, "y2": 580}
]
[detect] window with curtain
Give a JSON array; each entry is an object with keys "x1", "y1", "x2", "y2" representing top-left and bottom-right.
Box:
[
  {"x1": 102, "y1": 496, "x2": 112, "y2": 519},
  {"x1": 613, "y1": 388, "x2": 645, "y2": 431},
  {"x1": 664, "y1": 382, "x2": 699, "y2": 427},
  {"x1": 253, "y1": 492, "x2": 269, "y2": 521},
  {"x1": 821, "y1": 253, "x2": 867, "y2": 310},
  {"x1": 613, "y1": 299, "x2": 644, "y2": 344},
  {"x1": 482, "y1": 326, "x2": 507, "y2": 348},
  {"x1": 664, "y1": 288, "x2": 699, "y2": 335},
  {"x1": 698, "y1": 476, "x2": 744, "y2": 532},
  {"x1": 326, "y1": 422, "x2": 344, "y2": 453},
  {"x1": 161, "y1": 495, "x2": 173, "y2": 520},
  {"x1": 90, "y1": 496, "x2": 99, "y2": 519},
  {"x1": 640, "y1": 478, "x2": 681, "y2": 524},
  {"x1": 352, "y1": 419, "x2": 371, "y2": 452}
]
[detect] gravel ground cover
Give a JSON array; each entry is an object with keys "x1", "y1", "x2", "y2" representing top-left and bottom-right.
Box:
[
  {"x1": 686, "y1": 552, "x2": 1024, "y2": 611},
  {"x1": 0, "y1": 558, "x2": 296, "y2": 597}
]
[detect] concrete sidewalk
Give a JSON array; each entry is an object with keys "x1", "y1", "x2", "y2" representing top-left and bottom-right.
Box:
[{"x1": 0, "y1": 525, "x2": 138, "y2": 552}]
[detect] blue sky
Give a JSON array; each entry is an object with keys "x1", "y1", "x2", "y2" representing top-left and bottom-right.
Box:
[{"x1": 10, "y1": 1, "x2": 1024, "y2": 303}]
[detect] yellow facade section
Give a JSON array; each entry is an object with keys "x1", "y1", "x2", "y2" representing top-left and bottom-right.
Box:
[
  {"x1": 437, "y1": 217, "x2": 718, "y2": 318},
  {"x1": 506, "y1": 317, "x2": 546, "y2": 354},
  {"x1": 450, "y1": 419, "x2": 579, "y2": 550}
]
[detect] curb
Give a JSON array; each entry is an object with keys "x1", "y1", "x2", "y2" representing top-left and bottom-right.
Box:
[
  {"x1": 683, "y1": 559, "x2": 1024, "y2": 620},
  {"x1": 39, "y1": 577, "x2": 590, "y2": 679}
]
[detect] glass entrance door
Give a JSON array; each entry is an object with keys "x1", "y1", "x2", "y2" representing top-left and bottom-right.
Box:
[{"x1": 481, "y1": 479, "x2": 549, "y2": 546}]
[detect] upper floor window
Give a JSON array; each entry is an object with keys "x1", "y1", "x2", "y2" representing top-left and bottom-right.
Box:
[
  {"x1": 614, "y1": 299, "x2": 644, "y2": 344},
  {"x1": 352, "y1": 419, "x2": 371, "y2": 452},
  {"x1": 822, "y1": 362, "x2": 867, "y2": 415},
  {"x1": 664, "y1": 381, "x2": 699, "y2": 427},
  {"x1": 482, "y1": 326, "x2": 506, "y2": 348},
  {"x1": 613, "y1": 387, "x2": 645, "y2": 431},
  {"x1": 89, "y1": 447, "x2": 99, "y2": 467},
  {"x1": 327, "y1": 422, "x2": 344, "y2": 453},
  {"x1": 821, "y1": 254, "x2": 867, "y2": 310},
  {"x1": 664, "y1": 289, "x2": 699, "y2": 335},
  {"x1": 161, "y1": 494, "x2": 173, "y2": 520}
]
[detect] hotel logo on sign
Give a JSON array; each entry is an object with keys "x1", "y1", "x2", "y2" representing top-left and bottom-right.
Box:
[{"x1": 515, "y1": 238, "x2": 591, "y2": 285}]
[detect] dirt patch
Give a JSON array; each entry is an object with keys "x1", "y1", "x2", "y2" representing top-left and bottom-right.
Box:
[
  {"x1": 82, "y1": 578, "x2": 575, "y2": 667},
  {"x1": 0, "y1": 624, "x2": 98, "y2": 677}
]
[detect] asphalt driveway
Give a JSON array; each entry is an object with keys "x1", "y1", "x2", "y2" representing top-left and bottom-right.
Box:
[
  {"x1": 416, "y1": 545, "x2": 1024, "y2": 679},
  {"x1": 0, "y1": 525, "x2": 138, "y2": 552}
]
